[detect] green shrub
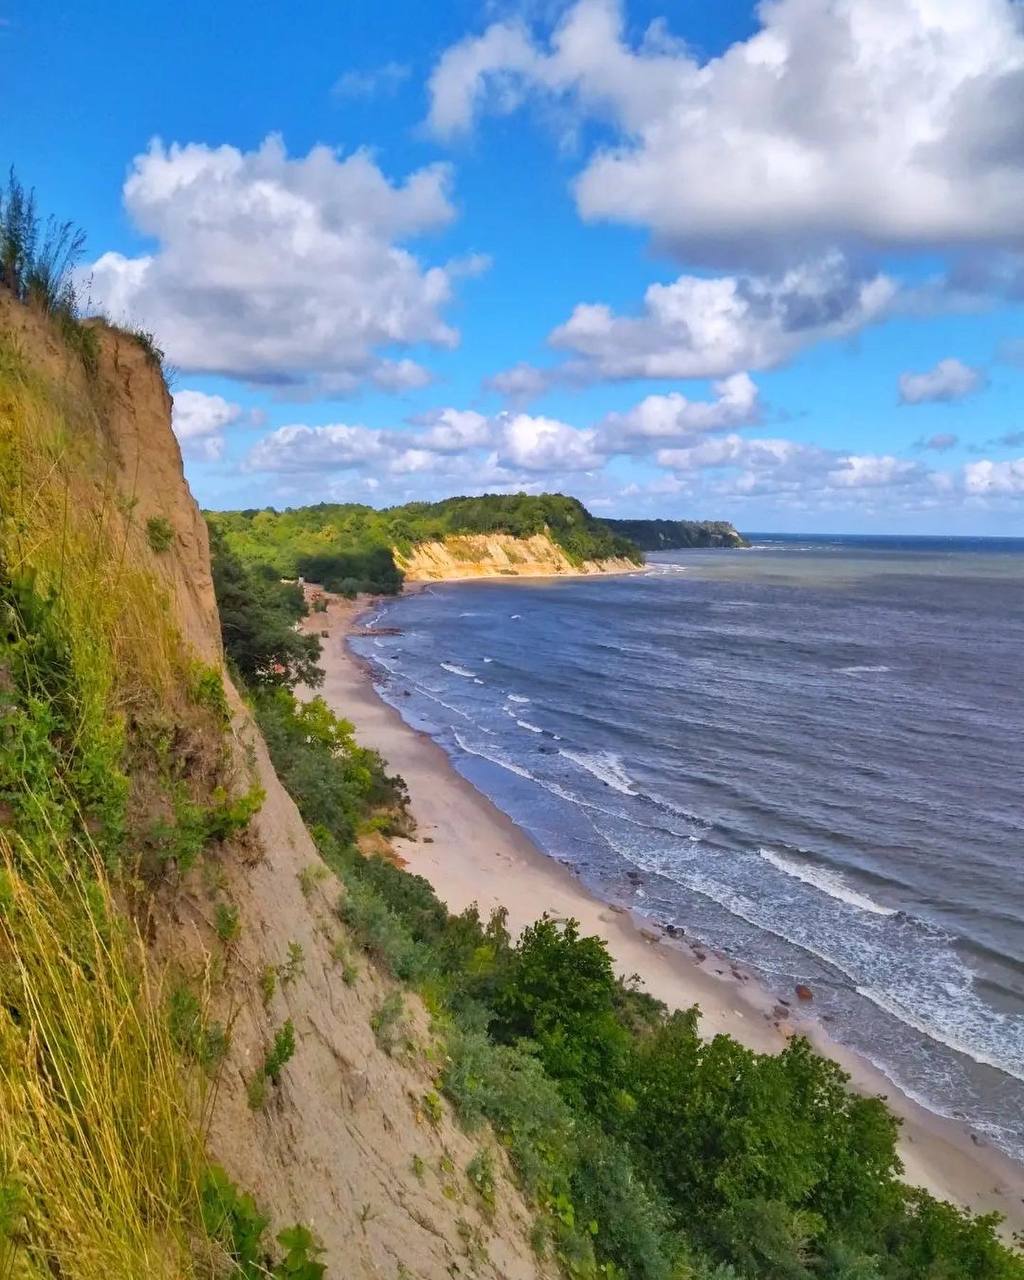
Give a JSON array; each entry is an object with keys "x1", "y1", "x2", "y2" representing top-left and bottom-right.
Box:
[
  {"x1": 214, "y1": 901, "x2": 240, "y2": 945},
  {"x1": 336, "y1": 880, "x2": 432, "y2": 982},
  {"x1": 264, "y1": 1019, "x2": 296, "y2": 1083},
  {"x1": 167, "y1": 984, "x2": 228, "y2": 1072},
  {"x1": 466, "y1": 1149, "x2": 497, "y2": 1217},
  {"x1": 370, "y1": 990, "x2": 406, "y2": 1054},
  {"x1": 146, "y1": 516, "x2": 174, "y2": 553}
]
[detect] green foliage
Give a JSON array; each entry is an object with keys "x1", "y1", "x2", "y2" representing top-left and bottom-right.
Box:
[
  {"x1": 188, "y1": 660, "x2": 230, "y2": 724},
  {"x1": 208, "y1": 524, "x2": 323, "y2": 689},
  {"x1": 491, "y1": 915, "x2": 632, "y2": 1120},
  {"x1": 370, "y1": 989, "x2": 406, "y2": 1054},
  {"x1": 277, "y1": 939, "x2": 305, "y2": 984},
  {"x1": 254, "y1": 685, "x2": 406, "y2": 850},
  {"x1": 467, "y1": 1149, "x2": 497, "y2": 1217},
  {"x1": 200, "y1": 1165, "x2": 326, "y2": 1279},
  {"x1": 167, "y1": 983, "x2": 229, "y2": 1072},
  {"x1": 214, "y1": 901, "x2": 240, "y2": 945},
  {"x1": 0, "y1": 167, "x2": 85, "y2": 321},
  {"x1": 264, "y1": 1019, "x2": 296, "y2": 1083},
  {"x1": 145, "y1": 515, "x2": 174, "y2": 553},
  {"x1": 146, "y1": 782, "x2": 264, "y2": 873},
  {"x1": 601, "y1": 518, "x2": 748, "y2": 551},
  {"x1": 206, "y1": 492, "x2": 641, "y2": 596}
]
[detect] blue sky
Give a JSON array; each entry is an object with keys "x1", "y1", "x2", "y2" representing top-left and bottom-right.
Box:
[{"x1": 6, "y1": 0, "x2": 1024, "y2": 532}]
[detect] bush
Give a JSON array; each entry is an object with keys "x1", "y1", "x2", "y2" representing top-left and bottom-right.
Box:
[
  {"x1": 146, "y1": 516, "x2": 174, "y2": 553},
  {"x1": 337, "y1": 880, "x2": 432, "y2": 982}
]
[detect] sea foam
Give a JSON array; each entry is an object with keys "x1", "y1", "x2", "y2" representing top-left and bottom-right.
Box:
[{"x1": 760, "y1": 848, "x2": 896, "y2": 916}]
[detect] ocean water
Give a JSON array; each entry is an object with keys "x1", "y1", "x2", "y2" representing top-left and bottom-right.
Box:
[{"x1": 349, "y1": 535, "x2": 1024, "y2": 1161}]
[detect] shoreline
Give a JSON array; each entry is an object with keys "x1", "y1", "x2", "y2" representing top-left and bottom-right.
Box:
[{"x1": 305, "y1": 591, "x2": 1024, "y2": 1235}]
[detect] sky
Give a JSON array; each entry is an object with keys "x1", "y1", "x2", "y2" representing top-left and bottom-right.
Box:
[{"x1": 6, "y1": 0, "x2": 1024, "y2": 534}]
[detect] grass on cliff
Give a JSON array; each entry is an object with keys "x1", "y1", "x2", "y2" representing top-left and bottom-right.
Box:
[{"x1": 0, "y1": 312, "x2": 313, "y2": 1276}]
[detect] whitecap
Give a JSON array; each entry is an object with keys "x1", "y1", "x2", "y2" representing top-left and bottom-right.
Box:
[
  {"x1": 453, "y1": 731, "x2": 534, "y2": 780},
  {"x1": 559, "y1": 748, "x2": 638, "y2": 796},
  {"x1": 440, "y1": 662, "x2": 476, "y2": 679},
  {"x1": 517, "y1": 719, "x2": 543, "y2": 733},
  {"x1": 760, "y1": 848, "x2": 896, "y2": 916},
  {"x1": 506, "y1": 694, "x2": 531, "y2": 704},
  {"x1": 837, "y1": 664, "x2": 891, "y2": 676}
]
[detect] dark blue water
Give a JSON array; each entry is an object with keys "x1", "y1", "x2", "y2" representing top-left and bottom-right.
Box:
[{"x1": 350, "y1": 535, "x2": 1024, "y2": 1160}]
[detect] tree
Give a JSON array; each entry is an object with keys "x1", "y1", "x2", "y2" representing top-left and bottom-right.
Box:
[
  {"x1": 208, "y1": 525, "x2": 322, "y2": 689},
  {"x1": 490, "y1": 916, "x2": 632, "y2": 1119}
]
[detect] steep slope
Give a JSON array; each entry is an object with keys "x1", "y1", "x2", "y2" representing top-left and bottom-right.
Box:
[
  {"x1": 395, "y1": 531, "x2": 639, "y2": 581},
  {"x1": 0, "y1": 294, "x2": 551, "y2": 1279}
]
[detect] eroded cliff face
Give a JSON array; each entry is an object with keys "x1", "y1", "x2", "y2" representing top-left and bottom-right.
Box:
[
  {"x1": 1, "y1": 296, "x2": 552, "y2": 1280},
  {"x1": 395, "y1": 531, "x2": 639, "y2": 581}
]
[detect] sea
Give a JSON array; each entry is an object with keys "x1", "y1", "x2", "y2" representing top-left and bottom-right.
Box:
[{"x1": 349, "y1": 535, "x2": 1024, "y2": 1162}]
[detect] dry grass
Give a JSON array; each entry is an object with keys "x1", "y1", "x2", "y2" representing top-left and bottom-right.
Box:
[
  {"x1": 0, "y1": 837, "x2": 212, "y2": 1279},
  {"x1": 0, "y1": 326, "x2": 226, "y2": 1277}
]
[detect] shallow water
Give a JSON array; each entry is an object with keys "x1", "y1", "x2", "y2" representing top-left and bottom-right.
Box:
[{"x1": 350, "y1": 535, "x2": 1024, "y2": 1161}]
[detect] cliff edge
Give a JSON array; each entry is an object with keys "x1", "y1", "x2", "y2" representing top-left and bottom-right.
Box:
[{"x1": 395, "y1": 531, "x2": 639, "y2": 581}]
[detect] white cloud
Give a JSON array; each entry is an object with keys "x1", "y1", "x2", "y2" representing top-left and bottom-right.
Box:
[
  {"x1": 171, "y1": 389, "x2": 244, "y2": 461},
  {"x1": 86, "y1": 135, "x2": 480, "y2": 394},
  {"x1": 826, "y1": 454, "x2": 924, "y2": 489},
  {"x1": 496, "y1": 413, "x2": 603, "y2": 472},
  {"x1": 548, "y1": 255, "x2": 895, "y2": 382},
  {"x1": 429, "y1": 0, "x2": 1024, "y2": 264},
  {"x1": 898, "y1": 357, "x2": 985, "y2": 404},
  {"x1": 484, "y1": 361, "x2": 553, "y2": 402},
  {"x1": 412, "y1": 408, "x2": 493, "y2": 453},
  {"x1": 598, "y1": 372, "x2": 760, "y2": 449},
  {"x1": 964, "y1": 457, "x2": 1024, "y2": 494},
  {"x1": 246, "y1": 423, "x2": 390, "y2": 473}
]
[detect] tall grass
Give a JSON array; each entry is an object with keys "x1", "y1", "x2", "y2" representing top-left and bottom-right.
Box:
[
  {"x1": 0, "y1": 168, "x2": 85, "y2": 318},
  {"x1": 0, "y1": 318, "x2": 224, "y2": 1275},
  {"x1": 0, "y1": 836, "x2": 211, "y2": 1279}
]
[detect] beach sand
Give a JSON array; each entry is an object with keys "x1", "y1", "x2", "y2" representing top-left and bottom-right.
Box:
[{"x1": 305, "y1": 593, "x2": 1024, "y2": 1236}]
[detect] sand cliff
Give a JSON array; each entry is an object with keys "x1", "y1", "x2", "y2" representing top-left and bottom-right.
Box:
[{"x1": 395, "y1": 531, "x2": 639, "y2": 581}]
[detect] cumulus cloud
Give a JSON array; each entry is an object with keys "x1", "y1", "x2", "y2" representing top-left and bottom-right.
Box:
[
  {"x1": 898, "y1": 358, "x2": 985, "y2": 405},
  {"x1": 171, "y1": 390, "x2": 244, "y2": 461},
  {"x1": 964, "y1": 457, "x2": 1024, "y2": 494},
  {"x1": 86, "y1": 135, "x2": 483, "y2": 394},
  {"x1": 411, "y1": 407, "x2": 493, "y2": 453},
  {"x1": 428, "y1": 0, "x2": 1024, "y2": 264},
  {"x1": 543, "y1": 255, "x2": 894, "y2": 384},
  {"x1": 484, "y1": 361, "x2": 553, "y2": 402},
  {"x1": 598, "y1": 373, "x2": 760, "y2": 449},
  {"x1": 496, "y1": 413, "x2": 603, "y2": 472}
]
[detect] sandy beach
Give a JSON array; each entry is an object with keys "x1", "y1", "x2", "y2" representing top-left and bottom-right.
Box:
[{"x1": 305, "y1": 592, "x2": 1024, "y2": 1236}]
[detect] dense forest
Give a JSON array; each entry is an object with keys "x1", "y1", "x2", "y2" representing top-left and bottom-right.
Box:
[
  {"x1": 208, "y1": 494, "x2": 641, "y2": 595},
  {"x1": 603, "y1": 518, "x2": 750, "y2": 550},
  {"x1": 210, "y1": 545, "x2": 1024, "y2": 1280}
]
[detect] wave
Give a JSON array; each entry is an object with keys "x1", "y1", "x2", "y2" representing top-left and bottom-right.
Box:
[
  {"x1": 760, "y1": 848, "x2": 896, "y2": 917},
  {"x1": 837, "y1": 664, "x2": 891, "y2": 676},
  {"x1": 440, "y1": 662, "x2": 476, "y2": 678},
  {"x1": 855, "y1": 986, "x2": 1024, "y2": 1085},
  {"x1": 560, "y1": 748, "x2": 638, "y2": 796},
  {"x1": 506, "y1": 693, "x2": 530, "y2": 704},
  {"x1": 453, "y1": 731, "x2": 535, "y2": 780},
  {"x1": 517, "y1": 719, "x2": 543, "y2": 733}
]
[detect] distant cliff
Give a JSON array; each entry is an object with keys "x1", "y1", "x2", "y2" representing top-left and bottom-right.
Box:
[
  {"x1": 395, "y1": 531, "x2": 639, "y2": 581},
  {"x1": 602, "y1": 517, "x2": 749, "y2": 550}
]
